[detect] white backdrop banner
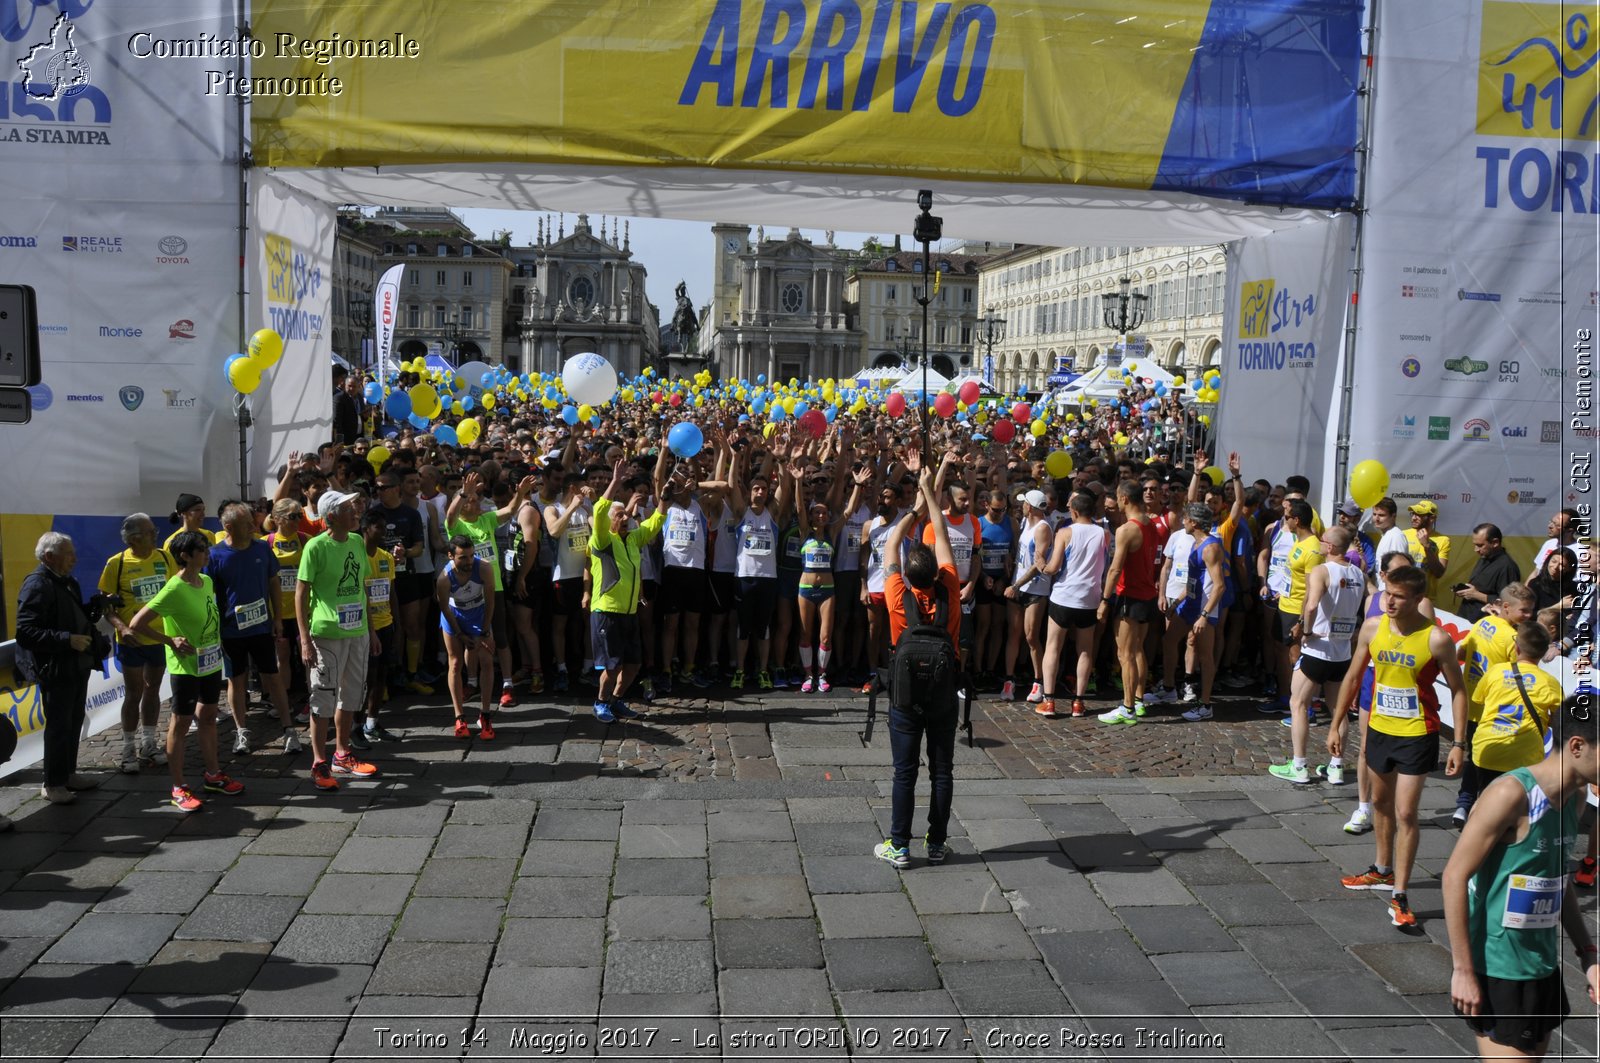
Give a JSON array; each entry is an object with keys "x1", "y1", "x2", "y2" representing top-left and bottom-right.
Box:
[
  {"x1": 1347, "y1": 0, "x2": 1594, "y2": 553},
  {"x1": 1217, "y1": 214, "x2": 1354, "y2": 492}
]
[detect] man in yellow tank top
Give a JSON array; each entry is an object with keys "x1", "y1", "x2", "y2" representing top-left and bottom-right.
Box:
[
  {"x1": 1453, "y1": 584, "x2": 1536, "y2": 825},
  {"x1": 1328, "y1": 564, "x2": 1468, "y2": 930}
]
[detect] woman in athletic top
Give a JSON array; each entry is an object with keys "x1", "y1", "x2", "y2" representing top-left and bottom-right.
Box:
[{"x1": 790, "y1": 462, "x2": 870, "y2": 693}]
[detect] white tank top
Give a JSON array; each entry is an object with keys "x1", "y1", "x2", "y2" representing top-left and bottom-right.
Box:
[
  {"x1": 712, "y1": 502, "x2": 739, "y2": 573},
  {"x1": 1163, "y1": 528, "x2": 1195, "y2": 601},
  {"x1": 663, "y1": 499, "x2": 707, "y2": 570},
  {"x1": 1013, "y1": 517, "x2": 1051, "y2": 596},
  {"x1": 865, "y1": 518, "x2": 894, "y2": 594},
  {"x1": 552, "y1": 499, "x2": 592, "y2": 581},
  {"x1": 836, "y1": 505, "x2": 870, "y2": 573},
  {"x1": 1303, "y1": 559, "x2": 1364, "y2": 662},
  {"x1": 411, "y1": 499, "x2": 437, "y2": 574},
  {"x1": 1051, "y1": 522, "x2": 1109, "y2": 609},
  {"x1": 734, "y1": 508, "x2": 779, "y2": 579},
  {"x1": 1266, "y1": 522, "x2": 1294, "y2": 597},
  {"x1": 945, "y1": 513, "x2": 979, "y2": 582}
]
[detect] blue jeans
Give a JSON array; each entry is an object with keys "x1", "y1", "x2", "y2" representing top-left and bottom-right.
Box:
[{"x1": 888, "y1": 704, "x2": 956, "y2": 850}]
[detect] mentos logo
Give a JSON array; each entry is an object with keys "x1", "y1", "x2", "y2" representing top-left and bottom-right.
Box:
[{"x1": 1476, "y1": 3, "x2": 1598, "y2": 212}]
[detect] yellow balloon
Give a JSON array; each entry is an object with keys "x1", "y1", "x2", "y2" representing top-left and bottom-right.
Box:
[
  {"x1": 247, "y1": 328, "x2": 284, "y2": 367},
  {"x1": 482, "y1": 393, "x2": 496, "y2": 410},
  {"x1": 367, "y1": 445, "x2": 391, "y2": 470},
  {"x1": 457, "y1": 417, "x2": 482, "y2": 444},
  {"x1": 228, "y1": 357, "x2": 263, "y2": 394},
  {"x1": 411, "y1": 383, "x2": 441, "y2": 418},
  {"x1": 451, "y1": 401, "x2": 465, "y2": 416},
  {"x1": 1200, "y1": 414, "x2": 1212, "y2": 427},
  {"x1": 1115, "y1": 433, "x2": 1129, "y2": 446},
  {"x1": 1348, "y1": 459, "x2": 1390, "y2": 510},
  {"x1": 1045, "y1": 451, "x2": 1073, "y2": 478},
  {"x1": 763, "y1": 422, "x2": 776, "y2": 439},
  {"x1": 1203, "y1": 466, "x2": 1224, "y2": 487},
  {"x1": 578, "y1": 403, "x2": 595, "y2": 422},
  {"x1": 1030, "y1": 419, "x2": 1047, "y2": 437}
]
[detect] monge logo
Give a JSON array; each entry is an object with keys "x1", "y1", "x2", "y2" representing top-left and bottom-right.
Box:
[
  {"x1": 1477, "y1": 2, "x2": 1598, "y2": 211},
  {"x1": 2, "y1": 2, "x2": 112, "y2": 145}
]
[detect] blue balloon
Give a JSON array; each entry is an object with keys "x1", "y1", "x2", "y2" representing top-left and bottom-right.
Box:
[
  {"x1": 1154, "y1": 382, "x2": 1168, "y2": 396},
  {"x1": 756, "y1": 374, "x2": 766, "y2": 384},
  {"x1": 824, "y1": 406, "x2": 837, "y2": 424},
  {"x1": 461, "y1": 395, "x2": 475, "y2": 412},
  {"x1": 544, "y1": 385, "x2": 559, "y2": 400},
  {"x1": 794, "y1": 401, "x2": 810, "y2": 417},
  {"x1": 956, "y1": 411, "x2": 968, "y2": 422},
  {"x1": 386, "y1": 390, "x2": 413, "y2": 420},
  {"x1": 561, "y1": 404, "x2": 579, "y2": 425},
  {"x1": 434, "y1": 425, "x2": 458, "y2": 446},
  {"x1": 380, "y1": 424, "x2": 401, "y2": 439},
  {"x1": 363, "y1": 381, "x2": 383, "y2": 406},
  {"x1": 769, "y1": 405, "x2": 787, "y2": 422},
  {"x1": 408, "y1": 412, "x2": 430, "y2": 429},
  {"x1": 222, "y1": 353, "x2": 245, "y2": 386},
  {"x1": 753, "y1": 398, "x2": 767, "y2": 414},
  {"x1": 738, "y1": 414, "x2": 750, "y2": 423},
  {"x1": 480, "y1": 371, "x2": 497, "y2": 388},
  {"x1": 667, "y1": 421, "x2": 704, "y2": 458}
]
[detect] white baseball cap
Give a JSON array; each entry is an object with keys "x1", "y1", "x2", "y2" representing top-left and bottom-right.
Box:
[{"x1": 1016, "y1": 489, "x2": 1048, "y2": 510}]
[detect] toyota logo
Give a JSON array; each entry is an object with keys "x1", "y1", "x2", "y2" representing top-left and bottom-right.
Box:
[{"x1": 158, "y1": 235, "x2": 188, "y2": 256}]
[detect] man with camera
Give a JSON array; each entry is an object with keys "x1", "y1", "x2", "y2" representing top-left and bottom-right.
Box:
[{"x1": 14, "y1": 532, "x2": 109, "y2": 804}]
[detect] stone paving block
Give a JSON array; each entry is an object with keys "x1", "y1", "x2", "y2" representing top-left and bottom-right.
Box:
[
  {"x1": 434, "y1": 822, "x2": 531, "y2": 858},
  {"x1": 1033, "y1": 801, "x2": 1136, "y2": 836},
  {"x1": 0, "y1": 829, "x2": 70, "y2": 871},
  {"x1": 480, "y1": 965, "x2": 600, "y2": 1018},
  {"x1": 212, "y1": 1016, "x2": 347, "y2": 1058},
  {"x1": 923, "y1": 913, "x2": 1039, "y2": 963},
  {"x1": 508, "y1": 875, "x2": 611, "y2": 918},
  {"x1": 900, "y1": 868, "x2": 1007, "y2": 914},
  {"x1": 331, "y1": 834, "x2": 435, "y2": 874},
  {"x1": 952, "y1": 795, "x2": 1035, "y2": 820},
  {"x1": 964, "y1": 817, "x2": 1058, "y2": 853},
  {"x1": 1192, "y1": 881, "x2": 1310, "y2": 927},
  {"x1": 822, "y1": 938, "x2": 939, "y2": 992},
  {"x1": 1004, "y1": 878, "x2": 1123, "y2": 934},
  {"x1": 126, "y1": 939, "x2": 272, "y2": 995},
  {"x1": 939, "y1": 958, "x2": 1069, "y2": 1014},
  {"x1": 415, "y1": 857, "x2": 517, "y2": 898},
  {"x1": 1302, "y1": 896, "x2": 1418, "y2": 946},
  {"x1": 395, "y1": 897, "x2": 506, "y2": 942},
  {"x1": 786, "y1": 797, "x2": 874, "y2": 823},
  {"x1": 69, "y1": 994, "x2": 234, "y2": 1060},
  {"x1": 800, "y1": 854, "x2": 900, "y2": 895},
  {"x1": 793, "y1": 820, "x2": 883, "y2": 856},
  {"x1": 1087, "y1": 867, "x2": 1194, "y2": 907},
  {"x1": 1277, "y1": 811, "x2": 1367, "y2": 847},
  {"x1": 603, "y1": 939, "x2": 715, "y2": 995},
  {"x1": 705, "y1": 810, "x2": 794, "y2": 842},
  {"x1": 532, "y1": 807, "x2": 621, "y2": 840},
  {"x1": 1230, "y1": 922, "x2": 1363, "y2": 974},
  {"x1": 713, "y1": 919, "x2": 824, "y2": 969},
  {"x1": 611, "y1": 857, "x2": 707, "y2": 896},
  {"x1": 303, "y1": 872, "x2": 416, "y2": 916},
  {"x1": 245, "y1": 820, "x2": 354, "y2": 856},
  {"x1": 587, "y1": 1002, "x2": 713, "y2": 1057},
  {"x1": 814, "y1": 892, "x2": 920, "y2": 938},
  {"x1": 1177, "y1": 797, "x2": 1280, "y2": 829},
  {"x1": 1328, "y1": 1022, "x2": 1465, "y2": 1062},
  {"x1": 1276, "y1": 968, "x2": 1422, "y2": 1029},
  {"x1": 135, "y1": 834, "x2": 252, "y2": 872},
  {"x1": 41, "y1": 912, "x2": 182, "y2": 965},
  {"x1": 90, "y1": 869, "x2": 220, "y2": 914},
  {"x1": 609, "y1": 895, "x2": 712, "y2": 941},
  {"x1": 15, "y1": 851, "x2": 140, "y2": 892},
  {"x1": 1152, "y1": 950, "x2": 1288, "y2": 1006},
  {"x1": 1116, "y1": 815, "x2": 1226, "y2": 853},
  {"x1": 273, "y1": 913, "x2": 395, "y2": 965},
  {"x1": 1117, "y1": 905, "x2": 1239, "y2": 954},
  {"x1": 0, "y1": 936, "x2": 51, "y2": 982},
  {"x1": 1222, "y1": 826, "x2": 1326, "y2": 864},
  {"x1": 522, "y1": 839, "x2": 617, "y2": 878},
  {"x1": 497, "y1": 917, "x2": 606, "y2": 966},
  {"x1": 1246, "y1": 786, "x2": 1333, "y2": 813},
  {"x1": 1195, "y1": 1004, "x2": 1347, "y2": 1063},
  {"x1": 1058, "y1": 832, "x2": 1160, "y2": 869},
  {"x1": 235, "y1": 961, "x2": 373, "y2": 1016},
  {"x1": 368, "y1": 940, "x2": 493, "y2": 996},
  {"x1": 982, "y1": 850, "x2": 1079, "y2": 889},
  {"x1": 622, "y1": 799, "x2": 705, "y2": 825},
  {"x1": 0, "y1": 891, "x2": 96, "y2": 938},
  {"x1": 177, "y1": 893, "x2": 303, "y2": 942},
  {"x1": 0, "y1": 962, "x2": 138, "y2": 1014},
  {"x1": 1033, "y1": 928, "x2": 1160, "y2": 985},
  {"x1": 1064, "y1": 978, "x2": 1216, "y2": 1052},
  {"x1": 618, "y1": 822, "x2": 708, "y2": 859},
  {"x1": 836, "y1": 989, "x2": 973, "y2": 1058},
  {"x1": 355, "y1": 802, "x2": 451, "y2": 837},
  {"x1": 1256, "y1": 859, "x2": 1366, "y2": 902},
  {"x1": 1160, "y1": 845, "x2": 1268, "y2": 886},
  {"x1": 719, "y1": 967, "x2": 834, "y2": 1016},
  {"x1": 214, "y1": 854, "x2": 331, "y2": 895},
  {"x1": 868, "y1": 803, "x2": 970, "y2": 841},
  {"x1": 449, "y1": 798, "x2": 539, "y2": 826},
  {"x1": 1351, "y1": 941, "x2": 1456, "y2": 996},
  {"x1": 711, "y1": 875, "x2": 814, "y2": 919},
  {"x1": 709, "y1": 840, "x2": 802, "y2": 876}
]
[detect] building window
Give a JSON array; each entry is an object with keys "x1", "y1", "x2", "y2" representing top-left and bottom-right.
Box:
[
  {"x1": 912, "y1": 260, "x2": 924, "y2": 273},
  {"x1": 460, "y1": 306, "x2": 473, "y2": 329},
  {"x1": 886, "y1": 284, "x2": 896, "y2": 302},
  {"x1": 885, "y1": 321, "x2": 896, "y2": 341},
  {"x1": 962, "y1": 288, "x2": 973, "y2": 304},
  {"x1": 936, "y1": 324, "x2": 947, "y2": 344},
  {"x1": 407, "y1": 242, "x2": 418, "y2": 255},
  {"x1": 463, "y1": 270, "x2": 473, "y2": 288},
  {"x1": 462, "y1": 244, "x2": 473, "y2": 257},
  {"x1": 407, "y1": 304, "x2": 420, "y2": 328},
  {"x1": 437, "y1": 243, "x2": 449, "y2": 256},
  {"x1": 960, "y1": 324, "x2": 972, "y2": 345},
  {"x1": 569, "y1": 275, "x2": 594, "y2": 309},
  {"x1": 432, "y1": 270, "x2": 444, "y2": 287},
  {"x1": 1212, "y1": 271, "x2": 1225, "y2": 314},
  {"x1": 406, "y1": 269, "x2": 419, "y2": 285},
  {"x1": 781, "y1": 282, "x2": 804, "y2": 314},
  {"x1": 885, "y1": 259, "x2": 898, "y2": 271}
]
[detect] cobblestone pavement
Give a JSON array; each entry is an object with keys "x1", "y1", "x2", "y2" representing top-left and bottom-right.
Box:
[{"x1": 3, "y1": 681, "x2": 1596, "y2": 1062}]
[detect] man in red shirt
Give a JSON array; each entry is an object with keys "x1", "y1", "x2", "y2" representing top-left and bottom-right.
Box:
[{"x1": 876, "y1": 466, "x2": 961, "y2": 870}]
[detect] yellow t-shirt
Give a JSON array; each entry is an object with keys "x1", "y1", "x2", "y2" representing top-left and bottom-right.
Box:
[
  {"x1": 268, "y1": 531, "x2": 305, "y2": 620},
  {"x1": 1403, "y1": 527, "x2": 1450, "y2": 601},
  {"x1": 366, "y1": 548, "x2": 396, "y2": 631},
  {"x1": 1368, "y1": 617, "x2": 1443, "y2": 738},
  {"x1": 97, "y1": 547, "x2": 176, "y2": 645},
  {"x1": 163, "y1": 526, "x2": 219, "y2": 555},
  {"x1": 1278, "y1": 535, "x2": 1324, "y2": 616},
  {"x1": 1470, "y1": 661, "x2": 1560, "y2": 772},
  {"x1": 1460, "y1": 615, "x2": 1517, "y2": 723}
]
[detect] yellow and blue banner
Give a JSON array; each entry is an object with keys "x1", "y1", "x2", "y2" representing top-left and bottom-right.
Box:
[{"x1": 250, "y1": 0, "x2": 1362, "y2": 209}]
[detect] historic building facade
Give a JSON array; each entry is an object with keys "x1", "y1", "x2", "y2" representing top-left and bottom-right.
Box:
[
  {"x1": 515, "y1": 214, "x2": 658, "y2": 378},
  {"x1": 976, "y1": 244, "x2": 1229, "y2": 393},
  {"x1": 698, "y1": 225, "x2": 860, "y2": 383},
  {"x1": 331, "y1": 212, "x2": 383, "y2": 369},
  {"x1": 845, "y1": 246, "x2": 989, "y2": 379}
]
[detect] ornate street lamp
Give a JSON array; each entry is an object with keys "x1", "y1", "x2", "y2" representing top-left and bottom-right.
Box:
[
  {"x1": 977, "y1": 305, "x2": 1005, "y2": 388},
  {"x1": 1100, "y1": 276, "x2": 1148, "y2": 367}
]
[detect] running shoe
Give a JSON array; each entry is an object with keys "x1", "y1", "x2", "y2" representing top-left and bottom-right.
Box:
[
  {"x1": 347, "y1": 729, "x2": 371, "y2": 751},
  {"x1": 203, "y1": 770, "x2": 245, "y2": 795},
  {"x1": 1268, "y1": 761, "x2": 1312, "y2": 785},
  {"x1": 1181, "y1": 703, "x2": 1214, "y2": 722},
  {"x1": 801, "y1": 677, "x2": 815, "y2": 693},
  {"x1": 1035, "y1": 698, "x2": 1057, "y2": 719},
  {"x1": 1026, "y1": 682, "x2": 1043, "y2": 704},
  {"x1": 171, "y1": 785, "x2": 202, "y2": 813},
  {"x1": 924, "y1": 836, "x2": 947, "y2": 865},
  {"x1": 1219, "y1": 670, "x2": 1253, "y2": 690},
  {"x1": 690, "y1": 668, "x2": 714, "y2": 689},
  {"x1": 1341, "y1": 865, "x2": 1395, "y2": 891},
  {"x1": 639, "y1": 678, "x2": 657, "y2": 704},
  {"x1": 1070, "y1": 698, "x2": 1086, "y2": 718},
  {"x1": 1574, "y1": 857, "x2": 1598, "y2": 888},
  {"x1": 453, "y1": 718, "x2": 472, "y2": 740},
  {"x1": 1315, "y1": 762, "x2": 1346, "y2": 785},
  {"x1": 405, "y1": 677, "x2": 435, "y2": 695},
  {"x1": 675, "y1": 665, "x2": 698, "y2": 688},
  {"x1": 874, "y1": 840, "x2": 910, "y2": 869},
  {"x1": 528, "y1": 671, "x2": 545, "y2": 694},
  {"x1": 731, "y1": 669, "x2": 747, "y2": 691},
  {"x1": 1388, "y1": 894, "x2": 1417, "y2": 928},
  {"x1": 283, "y1": 728, "x2": 303, "y2": 754},
  {"x1": 293, "y1": 704, "x2": 310, "y2": 725},
  {"x1": 1146, "y1": 684, "x2": 1175, "y2": 705},
  {"x1": 1097, "y1": 706, "x2": 1139, "y2": 726},
  {"x1": 757, "y1": 670, "x2": 774, "y2": 690},
  {"x1": 1182, "y1": 682, "x2": 1199, "y2": 705},
  {"x1": 552, "y1": 669, "x2": 571, "y2": 694},
  {"x1": 1264, "y1": 676, "x2": 1279, "y2": 698},
  {"x1": 610, "y1": 700, "x2": 641, "y2": 720},
  {"x1": 499, "y1": 686, "x2": 516, "y2": 708},
  {"x1": 232, "y1": 728, "x2": 252, "y2": 754},
  {"x1": 139, "y1": 734, "x2": 168, "y2": 766},
  {"x1": 120, "y1": 744, "x2": 141, "y2": 774},
  {"x1": 1343, "y1": 808, "x2": 1374, "y2": 835},
  {"x1": 1000, "y1": 679, "x2": 1016, "y2": 701},
  {"x1": 332, "y1": 751, "x2": 378, "y2": 777},
  {"x1": 1132, "y1": 699, "x2": 1148, "y2": 718},
  {"x1": 1452, "y1": 807, "x2": 1468, "y2": 827},
  {"x1": 655, "y1": 672, "x2": 673, "y2": 696},
  {"x1": 478, "y1": 715, "x2": 496, "y2": 741},
  {"x1": 818, "y1": 677, "x2": 831, "y2": 693},
  {"x1": 311, "y1": 760, "x2": 339, "y2": 792},
  {"x1": 593, "y1": 701, "x2": 616, "y2": 724},
  {"x1": 362, "y1": 724, "x2": 398, "y2": 743},
  {"x1": 1257, "y1": 699, "x2": 1290, "y2": 715}
]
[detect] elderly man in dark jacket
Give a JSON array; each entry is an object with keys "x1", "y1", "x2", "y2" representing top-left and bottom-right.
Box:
[{"x1": 15, "y1": 531, "x2": 108, "y2": 804}]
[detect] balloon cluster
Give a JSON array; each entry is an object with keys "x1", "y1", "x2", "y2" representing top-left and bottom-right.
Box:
[{"x1": 223, "y1": 329, "x2": 286, "y2": 395}]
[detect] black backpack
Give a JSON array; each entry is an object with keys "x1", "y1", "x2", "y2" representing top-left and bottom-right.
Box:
[{"x1": 889, "y1": 579, "x2": 960, "y2": 715}]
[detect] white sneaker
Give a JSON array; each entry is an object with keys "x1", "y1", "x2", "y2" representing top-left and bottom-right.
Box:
[
  {"x1": 1000, "y1": 679, "x2": 1016, "y2": 701},
  {"x1": 1026, "y1": 683, "x2": 1043, "y2": 704},
  {"x1": 120, "y1": 744, "x2": 140, "y2": 774},
  {"x1": 1146, "y1": 684, "x2": 1173, "y2": 705},
  {"x1": 283, "y1": 728, "x2": 303, "y2": 755},
  {"x1": 1181, "y1": 703, "x2": 1214, "y2": 722},
  {"x1": 1097, "y1": 706, "x2": 1139, "y2": 726},
  {"x1": 232, "y1": 728, "x2": 252, "y2": 755},
  {"x1": 139, "y1": 736, "x2": 167, "y2": 766},
  {"x1": 1343, "y1": 808, "x2": 1373, "y2": 835},
  {"x1": 1268, "y1": 761, "x2": 1312, "y2": 785},
  {"x1": 1315, "y1": 762, "x2": 1346, "y2": 785},
  {"x1": 1181, "y1": 683, "x2": 1199, "y2": 705}
]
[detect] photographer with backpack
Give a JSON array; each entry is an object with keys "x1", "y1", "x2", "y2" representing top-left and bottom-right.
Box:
[{"x1": 875, "y1": 463, "x2": 963, "y2": 870}]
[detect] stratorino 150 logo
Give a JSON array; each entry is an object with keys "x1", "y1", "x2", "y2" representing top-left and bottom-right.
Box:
[{"x1": 1238, "y1": 280, "x2": 1272, "y2": 339}]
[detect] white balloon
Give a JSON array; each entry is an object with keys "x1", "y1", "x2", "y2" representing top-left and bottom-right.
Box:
[
  {"x1": 455, "y1": 360, "x2": 493, "y2": 400},
  {"x1": 563, "y1": 352, "x2": 618, "y2": 407}
]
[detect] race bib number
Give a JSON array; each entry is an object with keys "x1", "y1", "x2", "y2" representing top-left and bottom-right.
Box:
[
  {"x1": 845, "y1": 526, "x2": 863, "y2": 552},
  {"x1": 1172, "y1": 559, "x2": 1190, "y2": 584},
  {"x1": 743, "y1": 531, "x2": 774, "y2": 557},
  {"x1": 952, "y1": 540, "x2": 972, "y2": 565},
  {"x1": 567, "y1": 529, "x2": 590, "y2": 554},
  {"x1": 368, "y1": 579, "x2": 391, "y2": 604},
  {"x1": 337, "y1": 601, "x2": 365, "y2": 630},
  {"x1": 472, "y1": 540, "x2": 494, "y2": 564},
  {"x1": 981, "y1": 543, "x2": 1008, "y2": 571},
  {"x1": 276, "y1": 569, "x2": 297, "y2": 593},
  {"x1": 667, "y1": 523, "x2": 696, "y2": 545},
  {"x1": 1330, "y1": 617, "x2": 1359, "y2": 639},
  {"x1": 1502, "y1": 874, "x2": 1562, "y2": 929},
  {"x1": 131, "y1": 574, "x2": 164, "y2": 602},
  {"x1": 784, "y1": 536, "x2": 802, "y2": 560},
  {"x1": 196, "y1": 642, "x2": 222, "y2": 674},
  {"x1": 233, "y1": 598, "x2": 269, "y2": 629},
  {"x1": 503, "y1": 549, "x2": 519, "y2": 571},
  {"x1": 1374, "y1": 683, "x2": 1420, "y2": 720}
]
